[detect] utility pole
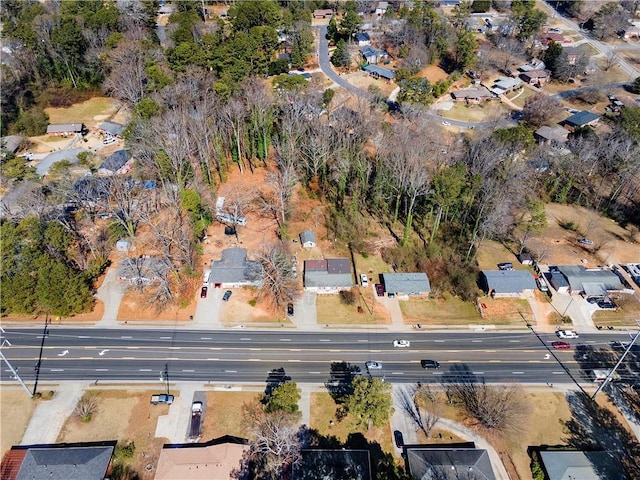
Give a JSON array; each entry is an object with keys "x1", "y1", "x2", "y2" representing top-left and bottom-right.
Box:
[
  {"x1": 0, "y1": 328, "x2": 32, "y2": 397},
  {"x1": 161, "y1": 363, "x2": 170, "y2": 395},
  {"x1": 32, "y1": 314, "x2": 51, "y2": 397},
  {"x1": 591, "y1": 326, "x2": 640, "y2": 400}
]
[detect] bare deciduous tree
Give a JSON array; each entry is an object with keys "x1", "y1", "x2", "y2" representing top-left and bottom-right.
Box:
[
  {"x1": 397, "y1": 384, "x2": 440, "y2": 438},
  {"x1": 75, "y1": 394, "x2": 98, "y2": 422},
  {"x1": 522, "y1": 93, "x2": 561, "y2": 127},
  {"x1": 103, "y1": 41, "x2": 147, "y2": 105},
  {"x1": 256, "y1": 242, "x2": 299, "y2": 309}
]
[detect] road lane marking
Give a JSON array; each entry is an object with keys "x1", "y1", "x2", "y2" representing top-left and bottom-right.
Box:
[
  {"x1": 319, "y1": 339, "x2": 330, "y2": 342},
  {"x1": 78, "y1": 336, "x2": 90, "y2": 339},
  {"x1": 207, "y1": 358, "x2": 219, "y2": 361},
  {"x1": 80, "y1": 357, "x2": 93, "y2": 360},
  {"x1": 309, "y1": 372, "x2": 321, "y2": 374},
  {"x1": 472, "y1": 372, "x2": 485, "y2": 375},
  {"x1": 280, "y1": 339, "x2": 291, "y2": 342},
  {"x1": 160, "y1": 336, "x2": 171, "y2": 339},
  {"x1": 472, "y1": 340, "x2": 482, "y2": 343},
  {"x1": 357, "y1": 340, "x2": 368, "y2": 343},
  {"x1": 57, "y1": 350, "x2": 69, "y2": 356},
  {"x1": 489, "y1": 360, "x2": 501, "y2": 362},
  {"x1": 139, "y1": 369, "x2": 152, "y2": 372},
  {"x1": 200, "y1": 337, "x2": 212, "y2": 340},
  {"x1": 432, "y1": 372, "x2": 444, "y2": 375},
  {"x1": 391, "y1": 372, "x2": 404, "y2": 375},
  {"x1": 552, "y1": 371, "x2": 565, "y2": 375},
  {"x1": 329, "y1": 350, "x2": 340, "y2": 352},
  {"x1": 98, "y1": 350, "x2": 109, "y2": 356},
  {"x1": 512, "y1": 371, "x2": 524, "y2": 374},
  {"x1": 96, "y1": 369, "x2": 109, "y2": 371},
  {"x1": 509, "y1": 340, "x2": 520, "y2": 343},
  {"x1": 240, "y1": 338, "x2": 252, "y2": 341},
  {"x1": 290, "y1": 349, "x2": 302, "y2": 352},
  {"x1": 224, "y1": 370, "x2": 237, "y2": 373},
  {"x1": 248, "y1": 359, "x2": 261, "y2": 361},
  {"x1": 50, "y1": 369, "x2": 64, "y2": 372},
  {"x1": 123, "y1": 357, "x2": 135, "y2": 360},
  {"x1": 182, "y1": 369, "x2": 195, "y2": 372},
  {"x1": 249, "y1": 348, "x2": 262, "y2": 351},
  {"x1": 121, "y1": 336, "x2": 132, "y2": 339},
  {"x1": 288, "y1": 359, "x2": 301, "y2": 362},
  {"x1": 434, "y1": 340, "x2": 445, "y2": 343}
]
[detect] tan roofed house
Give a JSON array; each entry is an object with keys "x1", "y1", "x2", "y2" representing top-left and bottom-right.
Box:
[
  {"x1": 46, "y1": 123, "x2": 84, "y2": 136},
  {"x1": 155, "y1": 436, "x2": 249, "y2": 480}
]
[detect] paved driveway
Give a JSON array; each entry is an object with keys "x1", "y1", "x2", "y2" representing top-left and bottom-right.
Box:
[
  {"x1": 295, "y1": 291, "x2": 319, "y2": 330},
  {"x1": 191, "y1": 286, "x2": 223, "y2": 328}
]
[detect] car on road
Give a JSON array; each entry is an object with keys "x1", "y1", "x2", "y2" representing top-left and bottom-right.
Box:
[
  {"x1": 366, "y1": 361, "x2": 382, "y2": 370},
  {"x1": 375, "y1": 284, "x2": 384, "y2": 296},
  {"x1": 552, "y1": 341, "x2": 571, "y2": 350},
  {"x1": 287, "y1": 303, "x2": 294, "y2": 316},
  {"x1": 222, "y1": 290, "x2": 232, "y2": 301},
  {"x1": 556, "y1": 330, "x2": 579, "y2": 339},
  {"x1": 360, "y1": 273, "x2": 369, "y2": 287},
  {"x1": 421, "y1": 359, "x2": 440, "y2": 369},
  {"x1": 441, "y1": 121, "x2": 451, "y2": 126},
  {"x1": 393, "y1": 430, "x2": 404, "y2": 448},
  {"x1": 577, "y1": 238, "x2": 594, "y2": 245},
  {"x1": 393, "y1": 339, "x2": 410, "y2": 348},
  {"x1": 200, "y1": 286, "x2": 208, "y2": 298}
]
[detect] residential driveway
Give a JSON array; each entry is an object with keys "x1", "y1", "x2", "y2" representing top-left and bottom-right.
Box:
[
  {"x1": 550, "y1": 292, "x2": 598, "y2": 332},
  {"x1": 294, "y1": 291, "x2": 319, "y2": 330},
  {"x1": 96, "y1": 267, "x2": 126, "y2": 326},
  {"x1": 374, "y1": 293, "x2": 404, "y2": 328},
  {"x1": 155, "y1": 382, "x2": 200, "y2": 442},
  {"x1": 191, "y1": 286, "x2": 222, "y2": 329}
]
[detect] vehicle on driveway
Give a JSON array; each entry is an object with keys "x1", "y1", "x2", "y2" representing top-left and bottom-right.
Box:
[
  {"x1": 556, "y1": 330, "x2": 579, "y2": 339},
  {"x1": 552, "y1": 341, "x2": 571, "y2": 349},
  {"x1": 421, "y1": 359, "x2": 440, "y2": 369},
  {"x1": 200, "y1": 286, "x2": 208, "y2": 298},
  {"x1": 393, "y1": 430, "x2": 404, "y2": 448},
  {"x1": 393, "y1": 339, "x2": 410, "y2": 348},
  {"x1": 360, "y1": 273, "x2": 369, "y2": 287},
  {"x1": 150, "y1": 394, "x2": 174, "y2": 405},
  {"x1": 366, "y1": 361, "x2": 382, "y2": 370},
  {"x1": 375, "y1": 284, "x2": 384, "y2": 296},
  {"x1": 222, "y1": 290, "x2": 232, "y2": 301},
  {"x1": 287, "y1": 303, "x2": 294, "y2": 316},
  {"x1": 498, "y1": 262, "x2": 514, "y2": 270},
  {"x1": 578, "y1": 238, "x2": 594, "y2": 245}
]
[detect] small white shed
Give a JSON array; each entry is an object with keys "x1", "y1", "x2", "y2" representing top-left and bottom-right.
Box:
[{"x1": 300, "y1": 230, "x2": 316, "y2": 248}]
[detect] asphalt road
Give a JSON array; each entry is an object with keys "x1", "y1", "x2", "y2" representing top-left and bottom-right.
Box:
[{"x1": 1, "y1": 327, "x2": 633, "y2": 386}]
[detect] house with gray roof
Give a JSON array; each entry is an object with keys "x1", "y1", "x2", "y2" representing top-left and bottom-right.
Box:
[
  {"x1": 294, "y1": 449, "x2": 372, "y2": 480},
  {"x1": 363, "y1": 64, "x2": 395, "y2": 81},
  {"x1": 1, "y1": 135, "x2": 25, "y2": 155},
  {"x1": 304, "y1": 258, "x2": 353, "y2": 293},
  {"x1": 556, "y1": 265, "x2": 623, "y2": 296},
  {"x1": 1, "y1": 441, "x2": 116, "y2": 480},
  {"x1": 451, "y1": 87, "x2": 494, "y2": 102},
  {"x1": 549, "y1": 270, "x2": 570, "y2": 294},
  {"x1": 354, "y1": 32, "x2": 371, "y2": 46},
  {"x1": 36, "y1": 148, "x2": 86, "y2": 175},
  {"x1": 209, "y1": 247, "x2": 263, "y2": 288},
  {"x1": 46, "y1": 123, "x2": 84, "y2": 136},
  {"x1": 534, "y1": 126, "x2": 569, "y2": 146},
  {"x1": 98, "y1": 149, "x2": 132, "y2": 176},
  {"x1": 404, "y1": 443, "x2": 495, "y2": 480},
  {"x1": 117, "y1": 256, "x2": 171, "y2": 285},
  {"x1": 538, "y1": 450, "x2": 627, "y2": 480},
  {"x1": 381, "y1": 272, "x2": 430, "y2": 297},
  {"x1": 98, "y1": 121, "x2": 126, "y2": 138},
  {"x1": 361, "y1": 45, "x2": 387, "y2": 64},
  {"x1": 490, "y1": 76, "x2": 521, "y2": 95},
  {"x1": 300, "y1": 230, "x2": 316, "y2": 248},
  {"x1": 564, "y1": 110, "x2": 600, "y2": 130},
  {"x1": 481, "y1": 270, "x2": 536, "y2": 297}
]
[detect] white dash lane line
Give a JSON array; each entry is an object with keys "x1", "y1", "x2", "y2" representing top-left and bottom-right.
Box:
[
  {"x1": 552, "y1": 371, "x2": 565, "y2": 375},
  {"x1": 309, "y1": 372, "x2": 321, "y2": 374},
  {"x1": 319, "y1": 339, "x2": 331, "y2": 342},
  {"x1": 280, "y1": 338, "x2": 291, "y2": 342},
  {"x1": 512, "y1": 371, "x2": 524, "y2": 374},
  {"x1": 391, "y1": 372, "x2": 404, "y2": 375},
  {"x1": 121, "y1": 336, "x2": 132, "y2": 339},
  {"x1": 160, "y1": 336, "x2": 171, "y2": 339},
  {"x1": 357, "y1": 340, "x2": 368, "y2": 343},
  {"x1": 509, "y1": 340, "x2": 520, "y2": 343},
  {"x1": 434, "y1": 340, "x2": 445, "y2": 343},
  {"x1": 78, "y1": 335, "x2": 90, "y2": 339},
  {"x1": 182, "y1": 369, "x2": 195, "y2": 372},
  {"x1": 200, "y1": 337, "x2": 212, "y2": 340},
  {"x1": 139, "y1": 369, "x2": 152, "y2": 372},
  {"x1": 472, "y1": 340, "x2": 482, "y2": 343},
  {"x1": 241, "y1": 338, "x2": 252, "y2": 341},
  {"x1": 225, "y1": 370, "x2": 237, "y2": 373},
  {"x1": 96, "y1": 369, "x2": 109, "y2": 371},
  {"x1": 472, "y1": 372, "x2": 485, "y2": 375},
  {"x1": 50, "y1": 369, "x2": 64, "y2": 372}
]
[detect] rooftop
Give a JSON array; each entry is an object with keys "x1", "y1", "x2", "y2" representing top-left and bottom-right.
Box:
[
  {"x1": 482, "y1": 270, "x2": 537, "y2": 294},
  {"x1": 381, "y1": 272, "x2": 430, "y2": 294},
  {"x1": 565, "y1": 110, "x2": 600, "y2": 127}
]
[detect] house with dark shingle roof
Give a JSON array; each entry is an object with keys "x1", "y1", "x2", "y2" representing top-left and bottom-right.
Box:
[
  {"x1": 98, "y1": 121, "x2": 126, "y2": 138},
  {"x1": 564, "y1": 110, "x2": 600, "y2": 130},
  {"x1": 304, "y1": 258, "x2": 353, "y2": 293},
  {"x1": 1, "y1": 441, "x2": 116, "y2": 480},
  {"x1": 534, "y1": 126, "x2": 569, "y2": 146},
  {"x1": 363, "y1": 64, "x2": 395, "y2": 81},
  {"x1": 209, "y1": 247, "x2": 263, "y2": 288},
  {"x1": 481, "y1": 270, "x2": 536, "y2": 297},
  {"x1": 381, "y1": 272, "x2": 430, "y2": 297},
  {"x1": 556, "y1": 265, "x2": 623, "y2": 296},
  {"x1": 98, "y1": 149, "x2": 132, "y2": 176},
  {"x1": 538, "y1": 450, "x2": 627, "y2": 480},
  {"x1": 360, "y1": 45, "x2": 387, "y2": 64},
  {"x1": 294, "y1": 449, "x2": 372, "y2": 480},
  {"x1": 300, "y1": 230, "x2": 317, "y2": 248},
  {"x1": 354, "y1": 32, "x2": 371, "y2": 46},
  {"x1": 451, "y1": 87, "x2": 494, "y2": 102},
  {"x1": 404, "y1": 443, "x2": 496, "y2": 480}
]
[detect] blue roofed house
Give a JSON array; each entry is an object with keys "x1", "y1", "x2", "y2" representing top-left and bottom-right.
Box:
[
  {"x1": 354, "y1": 32, "x2": 371, "y2": 46},
  {"x1": 304, "y1": 258, "x2": 353, "y2": 293},
  {"x1": 481, "y1": 270, "x2": 537, "y2": 297},
  {"x1": 360, "y1": 45, "x2": 387, "y2": 64},
  {"x1": 564, "y1": 110, "x2": 600, "y2": 130},
  {"x1": 98, "y1": 149, "x2": 132, "y2": 176},
  {"x1": 380, "y1": 273, "x2": 430, "y2": 297}
]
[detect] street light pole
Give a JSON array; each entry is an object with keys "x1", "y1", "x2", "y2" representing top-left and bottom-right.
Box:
[
  {"x1": 32, "y1": 314, "x2": 51, "y2": 397},
  {"x1": 591, "y1": 328, "x2": 640, "y2": 400}
]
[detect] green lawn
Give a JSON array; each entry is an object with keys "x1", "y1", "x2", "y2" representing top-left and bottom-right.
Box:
[
  {"x1": 316, "y1": 294, "x2": 390, "y2": 325},
  {"x1": 508, "y1": 87, "x2": 536, "y2": 108},
  {"x1": 441, "y1": 101, "x2": 509, "y2": 123},
  {"x1": 399, "y1": 297, "x2": 480, "y2": 324},
  {"x1": 204, "y1": 391, "x2": 261, "y2": 439},
  {"x1": 476, "y1": 239, "x2": 521, "y2": 271}
]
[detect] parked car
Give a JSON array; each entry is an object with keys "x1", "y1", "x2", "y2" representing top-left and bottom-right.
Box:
[
  {"x1": 375, "y1": 284, "x2": 384, "y2": 297},
  {"x1": 597, "y1": 300, "x2": 616, "y2": 309},
  {"x1": 552, "y1": 341, "x2": 571, "y2": 350},
  {"x1": 441, "y1": 121, "x2": 451, "y2": 126},
  {"x1": 200, "y1": 286, "x2": 208, "y2": 298},
  {"x1": 498, "y1": 262, "x2": 514, "y2": 270},
  {"x1": 556, "y1": 330, "x2": 579, "y2": 339},
  {"x1": 360, "y1": 273, "x2": 369, "y2": 287},
  {"x1": 577, "y1": 238, "x2": 594, "y2": 245},
  {"x1": 102, "y1": 136, "x2": 117, "y2": 145},
  {"x1": 287, "y1": 303, "x2": 294, "y2": 316},
  {"x1": 393, "y1": 430, "x2": 404, "y2": 448},
  {"x1": 393, "y1": 339, "x2": 410, "y2": 348},
  {"x1": 366, "y1": 361, "x2": 382, "y2": 370},
  {"x1": 536, "y1": 276, "x2": 549, "y2": 292},
  {"x1": 421, "y1": 359, "x2": 440, "y2": 369},
  {"x1": 222, "y1": 290, "x2": 232, "y2": 301}
]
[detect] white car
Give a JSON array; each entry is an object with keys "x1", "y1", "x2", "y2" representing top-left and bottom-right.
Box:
[
  {"x1": 393, "y1": 339, "x2": 410, "y2": 348},
  {"x1": 360, "y1": 273, "x2": 369, "y2": 287},
  {"x1": 365, "y1": 361, "x2": 382, "y2": 370},
  {"x1": 556, "y1": 330, "x2": 579, "y2": 339},
  {"x1": 441, "y1": 121, "x2": 451, "y2": 126},
  {"x1": 103, "y1": 136, "x2": 117, "y2": 145}
]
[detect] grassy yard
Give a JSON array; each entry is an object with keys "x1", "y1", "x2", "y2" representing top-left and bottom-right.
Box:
[
  {"x1": 399, "y1": 297, "x2": 480, "y2": 325},
  {"x1": 1, "y1": 390, "x2": 36, "y2": 458},
  {"x1": 317, "y1": 294, "x2": 390, "y2": 325},
  {"x1": 441, "y1": 101, "x2": 509, "y2": 123},
  {"x1": 476, "y1": 239, "x2": 522, "y2": 271},
  {"x1": 479, "y1": 298, "x2": 533, "y2": 324},
  {"x1": 592, "y1": 294, "x2": 640, "y2": 326},
  {"x1": 203, "y1": 391, "x2": 261, "y2": 439},
  {"x1": 310, "y1": 392, "x2": 393, "y2": 454},
  {"x1": 508, "y1": 87, "x2": 536, "y2": 108},
  {"x1": 45, "y1": 96, "x2": 120, "y2": 128},
  {"x1": 354, "y1": 253, "x2": 393, "y2": 282}
]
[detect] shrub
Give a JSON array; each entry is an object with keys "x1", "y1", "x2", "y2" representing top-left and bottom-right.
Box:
[{"x1": 339, "y1": 289, "x2": 357, "y2": 305}]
